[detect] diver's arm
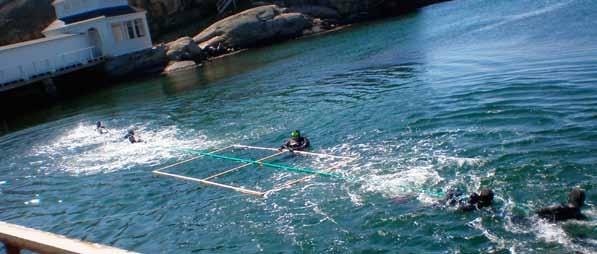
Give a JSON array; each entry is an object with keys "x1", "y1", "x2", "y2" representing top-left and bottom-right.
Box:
[
  {"x1": 302, "y1": 138, "x2": 310, "y2": 149},
  {"x1": 279, "y1": 140, "x2": 290, "y2": 151}
]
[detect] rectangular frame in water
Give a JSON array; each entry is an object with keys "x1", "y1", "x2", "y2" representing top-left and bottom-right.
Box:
[{"x1": 153, "y1": 144, "x2": 357, "y2": 197}]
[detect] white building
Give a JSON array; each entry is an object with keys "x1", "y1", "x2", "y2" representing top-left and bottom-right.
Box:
[{"x1": 0, "y1": 0, "x2": 152, "y2": 88}]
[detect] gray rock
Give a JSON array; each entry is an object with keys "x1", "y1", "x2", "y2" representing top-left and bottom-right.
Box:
[
  {"x1": 193, "y1": 5, "x2": 312, "y2": 50},
  {"x1": 104, "y1": 45, "x2": 168, "y2": 77},
  {"x1": 164, "y1": 60, "x2": 198, "y2": 74},
  {"x1": 166, "y1": 36, "x2": 203, "y2": 60}
]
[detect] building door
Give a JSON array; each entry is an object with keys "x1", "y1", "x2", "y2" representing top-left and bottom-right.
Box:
[{"x1": 87, "y1": 28, "x2": 102, "y2": 58}]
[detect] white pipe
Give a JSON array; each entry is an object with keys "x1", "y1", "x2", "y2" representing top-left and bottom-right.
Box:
[
  {"x1": 234, "y1": 144, "x2": 356, "y2": 160},
  {"x1": 153, "y1": 170, "x2": 265, "y2": 197}
]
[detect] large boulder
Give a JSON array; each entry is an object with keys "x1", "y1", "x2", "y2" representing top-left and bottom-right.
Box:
[
  {"x1": 163, "y1": 60, "x2": 198, "y2": 74},
  {"x1": 166, "y1": 36, "x2": 203, "y2": 60},
  {"x1": 193, "y1": 5, "x2": 312, "y2": 49},
  {"x1": 104, "y1": 45, "x2": 168, "y2": 77}
]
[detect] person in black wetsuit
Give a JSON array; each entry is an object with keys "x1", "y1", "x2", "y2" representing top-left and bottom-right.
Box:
[
  {"x1": 441, "y1": 188, "x2": 494, "y2": 212},
  {"x1": 536, "y1": 188, "x2": 586, "y2": 222},
  {"x1": 279, "y1": 130, "x2": 310, "y2": 151},
  {"x1": 124, "y1": 129, "x2": 143, "y2": 143},
  {"x1": 96, "y1": 121, "x2": 108, "y2": 134}
]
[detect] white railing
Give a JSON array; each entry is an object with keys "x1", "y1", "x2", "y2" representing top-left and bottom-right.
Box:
[{"x1": 0, "y1": 46, "x2": 101, "y2": 85}]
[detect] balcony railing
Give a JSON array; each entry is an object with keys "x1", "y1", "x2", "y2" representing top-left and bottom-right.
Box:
[{"x1": 0, "y1": 46, "x2": 103, "y2": 86}]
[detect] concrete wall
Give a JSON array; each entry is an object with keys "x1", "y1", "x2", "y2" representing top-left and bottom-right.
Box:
[
  {"x1": 54, "y1": 0, "x2": 129, "y2": 19},
  {"x1": 0, "y1": 34, "x2": 92, "y2": 84}
]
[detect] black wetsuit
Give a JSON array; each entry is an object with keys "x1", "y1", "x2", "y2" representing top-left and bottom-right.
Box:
[
  {"x1": 124, "y1": 133, "x2": 142, "y2": 143},
  {"x1": 441, "y1": 189, "x2": 491, "y2": 212},
  {"x1": 536, "y1": 204, "x2": 586, "y2": 222},
  {"x1": 281, "y1": 137, "x2": 310, "y2": 151},
  {"x1": 97, "y1": 126, "x2": 108, "y2": 134}
]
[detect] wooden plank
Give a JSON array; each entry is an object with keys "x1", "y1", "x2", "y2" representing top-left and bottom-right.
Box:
[
  {"x1": 203, "y1": 151, "x2": 286, "y2": 181},
  {"x1": 0, "y1": 221, "x2": 136, "y2": 254},
  {"x1": 153, "y1": 170, "x2": 265, "y2": 197},
  {"x1": 234, "y1": 144, "x2": 356, "y2": 160}
]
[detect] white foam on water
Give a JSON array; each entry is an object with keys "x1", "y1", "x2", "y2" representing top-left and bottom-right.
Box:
[
  {"x1": 436, "y1": 155, "x2": 485, "y2": 168},
  {"x1": 530, "y1": 218, "x2": 595, "y2": 254},
  {"x1": 324, "y1": 139, "x2": 489, "y2": 205},
  {"x1": 0, "y1": 181, "x2": 6, "y2": 185},
  {"x1": 31, "y1": 123, "x2": 222, "y2": 174},
  {"x1": 468, "y1": 216, "x2": 528, "y2": 253},
  {"x1": 360, "y1": 165, "x2": 443, "y2": 204},
  {"x1": 533, "y1": 219, "x2": 571, "y2": 245},
  {"x1": 24, "y1": 198, "x2": 40, "y2": 205}
]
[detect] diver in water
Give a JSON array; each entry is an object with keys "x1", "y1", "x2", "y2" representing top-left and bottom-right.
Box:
[
  {"x1": 536, "y1": 188, "x2": 586, "y2": 222},
  {"x1": 96, "y1": 121, "x2": 108, "y2": 134},
  {"x1": 279, "y1": 130, "x2": 310, "y2": 151},
  {"x1": 124, "y1": 129, "x2": 143, "y2": 143},
  {"x1": 441, "y1": 188, "x2": 494, "y2": 212}
]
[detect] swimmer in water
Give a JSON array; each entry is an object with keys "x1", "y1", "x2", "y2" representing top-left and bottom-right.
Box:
[
  {"x1": 124, "y1": 129, "x2": 143, "y2": 143},
  {"x1": 441, "y1": 188, "x2": 494, "y2": 212},
  {"x1": 279, "y1": 130, "x2": 310, "y2": 152},
  {"x1": 96, "y1": 121, "x2": 108, "y2": 134},
  {"x1": 536, "y1": 188, "x2": 587, "y2": 222}
]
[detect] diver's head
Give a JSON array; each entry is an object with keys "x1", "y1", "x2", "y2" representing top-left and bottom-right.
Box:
[
  {"x1": 568, "y1": 188, "x2": 585, "y2": 208},
  {"x1": 128, "y1": 129, "x2": 135, "y2": 135},
  {"x1": 478, "y1": 189, "x2": 494, "y2": 207},
  {"x1": 468, "y1": 193, "x2": 480, "y2": 205},
  {"x1": 291, "y1": 130, "x2": 301, "y2": 138},
  {"x1": 96, "y1": 121, "x2": 102, "y2": 128}
]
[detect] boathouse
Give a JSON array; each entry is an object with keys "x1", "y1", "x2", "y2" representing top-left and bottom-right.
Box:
[{"x1": 0, "y1": 0, "x2": 152, "y2": 89}]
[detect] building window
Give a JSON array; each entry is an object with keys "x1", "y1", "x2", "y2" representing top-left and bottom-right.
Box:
[
  {"x1": 126, "y1": 21, "x2": 135, "y2": 39},
  {"x1": 112, "y1": 23, "x2": 123, "y2": 42},
  {"x1": 134, "y1": 19, "x2": 145, "y2": 38}
]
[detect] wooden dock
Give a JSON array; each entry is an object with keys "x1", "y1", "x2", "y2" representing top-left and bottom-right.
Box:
[{"x1": 0, "y1": 221, "x2": 136, "y2": 254}]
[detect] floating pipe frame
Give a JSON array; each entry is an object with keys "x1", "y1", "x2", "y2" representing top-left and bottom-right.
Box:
[{"x1": 153, "y1": 144, "x2": 357, "y2": 197}]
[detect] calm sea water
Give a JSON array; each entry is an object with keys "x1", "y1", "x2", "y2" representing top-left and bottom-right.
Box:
[{"x1": 1, "y1": 0, "x2": 596, "y2": 253}]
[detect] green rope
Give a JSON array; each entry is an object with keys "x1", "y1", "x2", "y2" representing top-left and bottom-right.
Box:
[{"x1": 181, "y1": 149, "x2": 345, "y2": 179}]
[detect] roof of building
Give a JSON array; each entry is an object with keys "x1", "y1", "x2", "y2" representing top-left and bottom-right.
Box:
[
  {"x1": 59, "y1": 5, "x2": 140, "y2": 24},
  {"x1": 0, "y1": 34, "x2": 77, "y2": 51}
]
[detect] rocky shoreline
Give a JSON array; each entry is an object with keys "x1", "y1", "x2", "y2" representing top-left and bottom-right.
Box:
[
  {"x1": 129, "y1": 1, "x2": 448, "y2": 75},
  {"x1": 0, "y1": 0, "x2": 448, "y2": 77}
]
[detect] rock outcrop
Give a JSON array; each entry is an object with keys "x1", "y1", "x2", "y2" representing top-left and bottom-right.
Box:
[
  {"x1": 165, "y1": 36, "x2": 203, "y2": 61},
  {"x1": 163, "y1": 60, "x2": 198, "y2": 74},
  {"x1": 0, "y1": 0, "x2": 447, "y2": 47},
  {"x1": 128, "y1": 0, "x2": 218, "y2": 39},
  {"x1": 193, "y1": 5, "x2": 312, "y2": 50},
  {"x1": 0, "y1": 0, "x2": 54, "y2": 46},
  {"x1": 103, "y1": 45, "x2": 168, "y2": 77}
]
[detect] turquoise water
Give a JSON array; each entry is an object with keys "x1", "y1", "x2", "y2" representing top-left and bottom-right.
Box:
[{"x1": 1, "y1": 0, "x2": 597, "y2": 253}]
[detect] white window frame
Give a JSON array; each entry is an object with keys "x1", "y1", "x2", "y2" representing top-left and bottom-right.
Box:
[
  {"x1": 133, "y1": 19, "x2": 145, "y2": 38},
  {"x1": 125, "y1": 21, "x2": 136, "y2": 39}
]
